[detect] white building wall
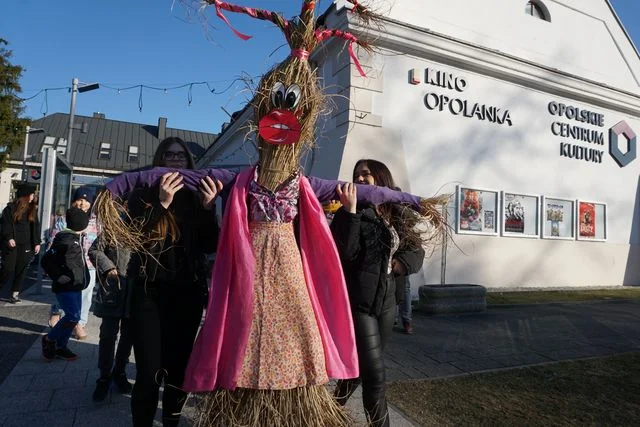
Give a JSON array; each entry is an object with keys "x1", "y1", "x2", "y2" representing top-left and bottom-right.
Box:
[
  {"x1": 375, "y1": 0, "x2": 640, "y2": 93},
  {"x1": 200, "y1": 0, "x2": 640, "y2": 290}
]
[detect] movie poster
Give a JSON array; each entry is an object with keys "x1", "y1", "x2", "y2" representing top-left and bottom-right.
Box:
[
  {"x1": 504, "y1": 194, "x2": 525, "y2": 233},
  {"x1": 546, "y1": 204, "x2": 564, "y2": 222},
  {"x1": 459, "y1": 189, "x2": 483, "y2": 231},
  {"x1": 547, "y1": 203, "x2": 564, "y2": 237},
  {"x1": 484, "y1": 211, "x2": 495, "y2": 230},
  {"x1": 579, "y1": 202, "x2": 596, "y2": 238}
]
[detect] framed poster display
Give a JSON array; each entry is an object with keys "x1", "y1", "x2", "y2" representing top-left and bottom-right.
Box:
[
  {"x1": 576, "y1": 200, "x2": 607, "y2": 242},
  {"x1": 541, "y1": 196, "x2": 575, "y2": 240},
  {"x1": 501, "y1": 192, "x2": 540, "y2": 238},
  {"x1": 456, "y1": 185, "x2": 499, "y2": 235}
]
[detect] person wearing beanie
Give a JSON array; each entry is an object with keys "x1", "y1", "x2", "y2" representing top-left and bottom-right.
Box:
[
  {"x1": 0, "y1": 183, "x2": 41, "y2": 303},
  {"x1": 40, "y1": 207, "x2": 90, "y2": 361},
  {"x1": 47, "y1": 185, "x2": 99, "y2": 340}
]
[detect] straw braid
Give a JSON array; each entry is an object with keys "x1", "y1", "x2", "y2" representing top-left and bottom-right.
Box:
[
  {"x1": 315, "y1": 28, "x2": 371, "y2": 76},
  {"x1": 204, "y1": 0, "x2": 289, "y2": 40}
]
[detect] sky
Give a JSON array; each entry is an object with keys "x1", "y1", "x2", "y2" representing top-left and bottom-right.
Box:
[{"x1": 2, "y1": 0, "x2": 640, "y2": 135}]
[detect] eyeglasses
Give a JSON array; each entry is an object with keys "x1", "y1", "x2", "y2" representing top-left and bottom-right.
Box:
[{"x1": 162, "y1": 150, "x2": 187, "y2": 160}]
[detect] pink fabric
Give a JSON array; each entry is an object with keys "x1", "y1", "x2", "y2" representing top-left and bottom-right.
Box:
[
  {"x1": 298, "y1": 178, "x2": 358, "y2": 379},
  {"x1": 183, "y1": 168, "x2": 358, "y2": 392}
]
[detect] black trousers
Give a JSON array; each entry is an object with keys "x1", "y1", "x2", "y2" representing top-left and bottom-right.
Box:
[
  {"x1": 0, "y1": 245, "x2": 33, "y2": 292},
  {"x1": 335, "y1": 286, "x2": 396, "y2": 427},
  {"x1": 98, "y1": 316, "x2": 133, "y2": 378},
  {"x1": 130, "y1": 283, "x2": 204, "y2": 427}
]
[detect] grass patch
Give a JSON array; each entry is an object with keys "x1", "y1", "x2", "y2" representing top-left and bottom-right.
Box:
[
  {"x1": 387, "y1": 353, "x2": 640, "y2": 426},
  {"x1": 487, "y1": 288, "x2": 640, "y2": 305}
]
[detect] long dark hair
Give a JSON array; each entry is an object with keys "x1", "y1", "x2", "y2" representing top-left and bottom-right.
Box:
[
  {"x1": 149, "y1": 137, "x2": 197, "y2": 243},
  {"x1": 13, "y1": 196, "x2": 37, "y2": 223},
  {"x1": 353, "y1": 159, "x2": 396, "y2": 189},
  {"x1": 352, "y1": 159, "x2": 422, "y2": 250},
  {"x1": 152, "y1": 137, "x2": 196, "y2": 169}
]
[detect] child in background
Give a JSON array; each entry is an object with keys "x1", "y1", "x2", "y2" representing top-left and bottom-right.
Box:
[
  {"x1": 40, "y1": 207, "x2": 90, "y2": 361},
  {"x1": 88, "y1": 234, "x2": 134, "y2": 402}
]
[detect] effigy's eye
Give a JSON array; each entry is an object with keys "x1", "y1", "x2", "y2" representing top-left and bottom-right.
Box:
[
  {"x1": 284, "y1": 84, "x2": 301, "y2": 109},
  {"x1": 271, "y1": 82, "x2": 286, "y2": 108}
]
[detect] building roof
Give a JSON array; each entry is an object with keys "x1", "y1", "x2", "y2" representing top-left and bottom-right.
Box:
[{"x1": 12, "y1": 113, "x2": 217, "y2": 172}]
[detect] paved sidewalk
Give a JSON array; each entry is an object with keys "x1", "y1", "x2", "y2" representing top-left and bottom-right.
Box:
[
  {"x1": 385, "y1": 299, "x2": 640, "y2": 382},
  {"x1": 2, "y1": 274, "x2": 640, "y2": 426},
  {"x1": 0, "y1": 280, "x2": 413, "y2": 426}
]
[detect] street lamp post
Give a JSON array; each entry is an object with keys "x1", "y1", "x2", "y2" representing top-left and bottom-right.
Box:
[
  {"x1": 23, "y1": 126, "x2": 45, "y2": 182},
  {"x1": 67, "y1": 77, "x2": 99, "y2": 162}
]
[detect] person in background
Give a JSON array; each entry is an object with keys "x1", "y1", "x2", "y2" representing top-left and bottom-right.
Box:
[
  {"x1": 0, "y1": 183, "x2": 41, "y2": 303},
  {"x1": 127, "y1": 136, "x2": 221, "y2": 426},
  {"x1": 330, "y1": 159, "x2": 425, "y2": 427},
  {"x1": 395, "y1": 275, "x2": 414, "y2": 334},
  {"x1": 40, "y1": 207, "x2": 90, "y2": 361},
  {"x1": 88, "y1": 234, "x2": 134, "y2": 403},
  {"x1": 48, "y1": 186, "x2": 98, "y2": 340}
]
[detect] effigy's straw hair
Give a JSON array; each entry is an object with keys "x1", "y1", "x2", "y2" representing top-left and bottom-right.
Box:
[
  {"x1": 93, "y1": 191, "x2": 148, "y2": 254},
  {"x1": 191, "y1": 386, "x2": 355, "y2": 427}
]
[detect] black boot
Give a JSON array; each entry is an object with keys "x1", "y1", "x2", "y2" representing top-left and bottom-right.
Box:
[
  {"x1": 112, "y1": 371, "x2": 133, "y2": 394},
  {"x1": 92, "y1": 376, "x2": 111, "y2": 402}
]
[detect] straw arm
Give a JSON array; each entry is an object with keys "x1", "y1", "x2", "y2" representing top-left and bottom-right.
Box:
[
  {"x1": 307, "y1": 176, "x2": 422, "y2": 208},
  {"x1": 105, "y1": 167, "x2": 237, "y2": 199}
]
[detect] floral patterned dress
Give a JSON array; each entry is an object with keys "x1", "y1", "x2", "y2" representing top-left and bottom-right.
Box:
[{"x1": 235, "y1": 170, "x2": 329, "y2": 389}]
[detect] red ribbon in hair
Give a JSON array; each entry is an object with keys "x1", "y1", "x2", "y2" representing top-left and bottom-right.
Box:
[
  {"x1": 214, "y1": 0, "x2": 252, "y2": 41},
  {"x1": 302, "y1": 1, "x2": 316, "y2": 13},
  {"x1": 315, "y1": 29, "x2": 366, "y2": 77},
  {"x1": 291, "y1": 49, "x2": 310, "y2": 60}
]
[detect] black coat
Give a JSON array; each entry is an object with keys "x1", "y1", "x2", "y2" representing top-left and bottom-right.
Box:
[
  {"x1": 126, "y1": 187, "x2": 219, "y2": 294},
  {"x1": 88, "y1": 235, "x2": 133, "y2": 318},
  {"x1": 331, "y1": 205, "x2": 425, "y2": 316},
  {"x1": 0, "y1": 202, "x2": 40, "y2": 249},
  {"x1": 41, "y1": 230, "x2": 90, "y2": 293}
]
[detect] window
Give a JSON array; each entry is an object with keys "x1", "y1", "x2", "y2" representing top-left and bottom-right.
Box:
[
  {"x1": 55, "y1": 138, "x2": 67, "y2": 156},
  {"x1": 525, "y1": 1, "x2": 550, "y2": 22},
  {"x1": 128, "y1": 145, "x2": 139, "y2": 162},
  {"x1": 99, "y1": 142, "x2": 111, "y2": 160},
  {"x1": 40, "y1": 136, "x2": 56, "y2": 152}
]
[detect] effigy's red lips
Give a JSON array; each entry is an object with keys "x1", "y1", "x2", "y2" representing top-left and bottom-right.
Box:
[{"x1": 258, "y1": 109, "x2": 302, "y2": 145}]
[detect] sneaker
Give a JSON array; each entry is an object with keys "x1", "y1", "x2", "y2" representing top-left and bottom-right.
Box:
[
  {"x1": 112, "y1": 372, "x2": 133, "y2": 394},
  {"x1": 92, "y1": 377, "x2": 111, "y2": 402},
  {"x1": 54, "y1": 347, "x2": 78, "y2": 361},
  {"x1": 402, "y1": 320, "x2": 414, "y2": 335},
  {"x1": 41, "y1": 336, "x2": 56, "y2": 361},
  {"x1": 8, "y1": 296, "x2": 21, "y2": 304}
]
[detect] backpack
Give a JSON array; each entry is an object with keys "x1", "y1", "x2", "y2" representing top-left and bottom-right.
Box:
[{"x1": 40, "y1": 245, "x2": 65, "y2": 280}]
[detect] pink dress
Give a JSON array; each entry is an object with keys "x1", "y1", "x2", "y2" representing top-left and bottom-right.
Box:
[{"x1": 236, "y1": 172, "x2": 328, "y2": 389}]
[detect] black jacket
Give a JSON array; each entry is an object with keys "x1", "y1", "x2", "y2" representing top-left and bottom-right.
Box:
[
  {"x1": 126, "y1": 187, "x2": 219, "y2": 293},
  {"x1": 0, "y1": 202, "x2": 40, "y2": 249},
  {"x1": 41, "y1": 230, "x2": 89, "y2": 293},
  {"x1": 88, "y1": 234, "x2": 133, "y2": 318},
  {"x1": 331, "y1": 204, "x2": 425, "y2": 316}
]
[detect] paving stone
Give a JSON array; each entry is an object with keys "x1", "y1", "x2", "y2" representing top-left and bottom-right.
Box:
[
  {"x1": 29, "y1": 370, "x2": 89, "y2": 391},
  {"x1": 1, "y1": 409, "x2": 75, "y2": 427},
  {"x1": 449, "y1": 357, "x2": 507, "y2": 372},
  {"x1": 49, "y1": 385, "x2": 96, "y2": 410},
  {"x1": 418, "y1": 362, "x2": 466, "y2": 378},
  {"x1": 0, "y1": 389, "x2": 53, "y2": 415},
  {"x1": 0, "y1": 374, "x2": 33, "y2": 393},
  {"x1": 73, "y1": 403, "x2": 132, "y2": 427}
]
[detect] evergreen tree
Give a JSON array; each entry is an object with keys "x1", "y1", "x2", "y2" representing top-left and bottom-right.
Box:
[{"x1": 0, "y1": 38, "x2": 30, "y2": 170}]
